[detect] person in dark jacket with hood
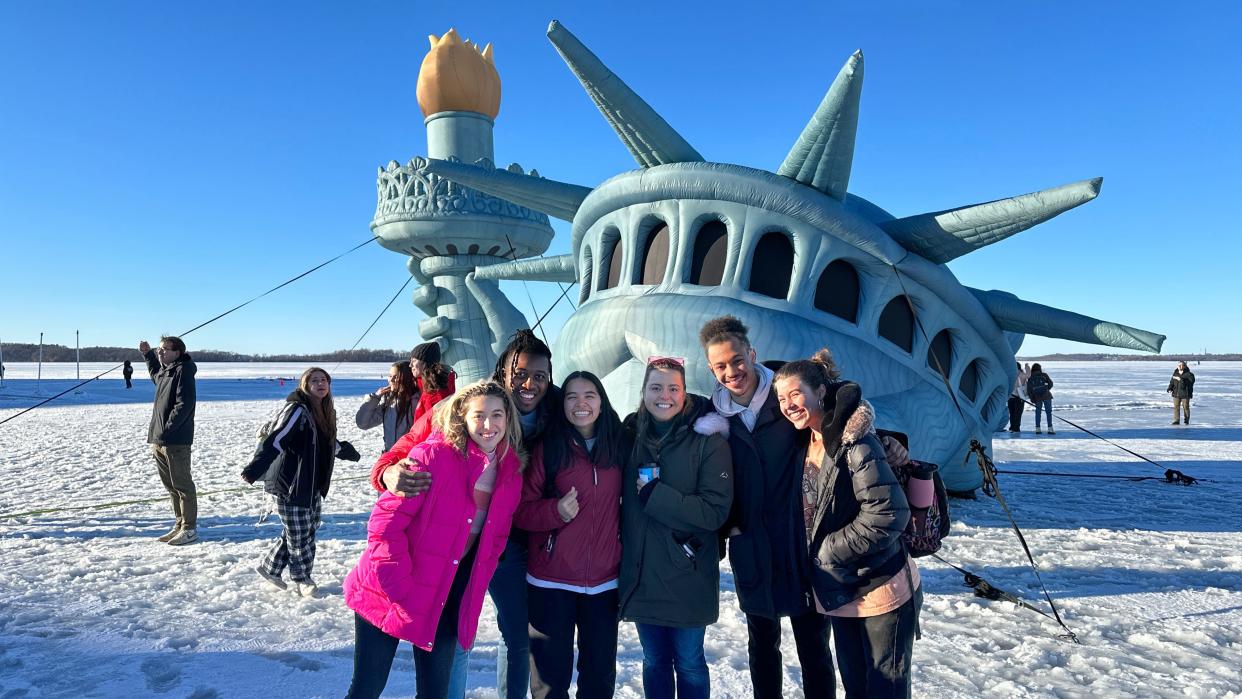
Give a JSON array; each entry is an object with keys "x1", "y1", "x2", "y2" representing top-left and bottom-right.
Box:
[
  {"x1": 620, "y1": 357, "x2": 732, "y2": 699},
  {"x1": 242, "y1": 367, "x2": 359, "y2": 597},
  {"x1": 774, "y1": 350, "x2": 919, "y2": 699},
  {"x1": 516, "y1": 370, "x2": 627, "y2": 699},
  {"x1": 696, "y1": 316, "x2": 833, "y2": 698},
  {"x1": 1167, "y1": 361, "x2": 1195, "y2": 424},
  {"x1": 123, "y1": 360, "x2": 134, "y2": 389},
  {"x1": 139, "y1": 336, "x2": 198, "y2": 546},
  {"x1": 1025, "y1": 363, "x2": 1055, "y2": 434}
]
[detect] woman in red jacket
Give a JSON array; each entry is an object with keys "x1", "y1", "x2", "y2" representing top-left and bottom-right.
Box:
[{"x1": 515, "y1": 370, "x2": 626, "y2": 699}]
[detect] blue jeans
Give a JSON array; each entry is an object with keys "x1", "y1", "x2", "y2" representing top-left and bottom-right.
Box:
[
  {"x1": 635, "y1": 623, "x2": 709, "y2": 699},
  {"x1": 446, "y1": 645, "x2": 470, "y2": 698},
  {"x1": 1034, "y1": 399, "x2": 1053, "y2": 430}
]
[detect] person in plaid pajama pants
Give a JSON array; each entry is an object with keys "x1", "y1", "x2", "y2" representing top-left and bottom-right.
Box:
[{"x1": 243, "y1": 367, "x2": 359, "y2": 597}]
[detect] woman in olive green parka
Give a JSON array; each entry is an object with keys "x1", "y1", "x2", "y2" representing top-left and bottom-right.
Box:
[{"x1": 619, "y1": 357, "x2": 732, "y2": 698}]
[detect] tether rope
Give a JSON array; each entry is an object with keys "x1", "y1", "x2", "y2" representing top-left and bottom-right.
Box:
[
  {"x1": 333, "y1": 275, "x2": 414, "y2": 372},
  {"x1": 0, "y1": 475, "x2": 371, "y2": 522},
  {"x1": 889, "y1": 262, "x2": 1078, "y2": 643},
  {"x1": 0, "y1": 236, "x2": 379, "y2": 427}
]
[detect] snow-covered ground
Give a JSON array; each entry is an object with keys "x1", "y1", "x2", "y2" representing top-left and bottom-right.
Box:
[{"x1": 1, "y1": 361, "x2": 1239, "y2": 698}]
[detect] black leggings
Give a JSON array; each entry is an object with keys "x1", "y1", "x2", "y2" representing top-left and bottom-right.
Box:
[{"x1": 345, "y1": 544, "x2": 477, "y2": 699}]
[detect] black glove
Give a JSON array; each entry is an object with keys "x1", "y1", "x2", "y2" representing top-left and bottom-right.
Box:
[{"x1": 337, "y1": 441, "x2": 361, "y2": 462}]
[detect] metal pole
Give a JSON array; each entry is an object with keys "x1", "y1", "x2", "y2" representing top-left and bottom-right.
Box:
[
  {"x1": 37, "y1": 332, "x2": 44, "y2": 394},
  {"x1": 0, "y1": 337, "x2": 5, "y2": 388},
  {"x1": 76, "y1": 330, "x2": 81, "y2": 381}
]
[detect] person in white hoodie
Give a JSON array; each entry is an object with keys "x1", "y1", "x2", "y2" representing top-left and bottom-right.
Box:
[
  {"x1": 1007, "y1": 362, "x2": 1030, "y2": 433},
  {"x1": 696, "y1": 316, "x2": 834, "y2": 699}
]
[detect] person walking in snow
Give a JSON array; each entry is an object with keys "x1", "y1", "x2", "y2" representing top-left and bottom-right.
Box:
[
  {"x1": 343, "y1": 381, "x2": 526, "y2": 699},
  {"x1": 1167, "y1": 360, "x2": 1196, "y2": 425},
  {"x1": 516, "y1": 370, "x2": 626, "y2": 699},
  {"x1": 139, "y1": 336, "x2": 198, "y2": 546},
  {"x1": 1007, "y1": 361, "x2": 1029, "y2": 432},
  {"x1": 242, "y1": 367, "x2": 360, "y2": 597},
  {"x1": 774, "y1": 350, "x2": 920, "y2": 699},
  {"x1": 1025, "y1": 364, "x2": 1055, "y2": 434},
  {"x1": 123, "y1": 360, "x2": 134, "y2": 389},
  {"x1": 355, "y1": 360, "x2": 420, "y2": 451}
]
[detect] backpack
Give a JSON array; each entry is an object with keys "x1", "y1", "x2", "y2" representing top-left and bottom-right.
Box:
[
  {"x1": 255, "y1": 402, "x2": 298, "y2": 441},
  {"x1": 891, "y1": 458, "x2": 951, "y2": 558}
]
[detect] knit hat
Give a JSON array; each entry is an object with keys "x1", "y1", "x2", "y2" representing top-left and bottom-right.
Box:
[{"x1": 410, "y1": 341, "x2": 441, "y2": 364}]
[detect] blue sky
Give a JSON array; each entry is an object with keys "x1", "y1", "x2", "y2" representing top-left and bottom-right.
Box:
[{"x1": 2, "y1": 2, "x2": 1238, "y2": 357}]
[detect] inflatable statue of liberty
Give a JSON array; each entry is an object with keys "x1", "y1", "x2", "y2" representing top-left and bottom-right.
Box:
[{"x1": 368, "y1": 22, "x2": 1164, "y2": 493}]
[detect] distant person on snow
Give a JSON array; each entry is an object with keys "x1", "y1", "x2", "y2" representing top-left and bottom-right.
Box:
[
  {"x1": 1025, "y1": 363, "x2": 1055, "y2": 435},
  {"x1": 1167, "y1": 361, "x2": 1196, "y2": 425},
  {"x1": 139, "y1": 336, "x2": 199, "y2": 546},
  {"x1": 123, "y1": 360, "x2": 134, "y2": 389},
  {"x1": 1007, "y1": 362, "x2": 1029, "y2": 432},
  {"x1": 242, "y1": 367, "x2": 360, "y2": 597},
  {"x1": 355, "y1": 360, "x2": 420, "y2": 451}
]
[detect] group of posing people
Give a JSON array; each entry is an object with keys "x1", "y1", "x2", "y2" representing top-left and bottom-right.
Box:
[{"x1": 237, "y1": 319, "x2": 921, "y2": 699}]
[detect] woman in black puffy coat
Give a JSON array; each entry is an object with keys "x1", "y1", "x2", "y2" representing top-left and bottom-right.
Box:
[
  {"x1": 242, "y1": 367, "x2": 359, "y2": 597},
  {"x1": 774, "y1": 349, "x2": 919, "y2": 699}
]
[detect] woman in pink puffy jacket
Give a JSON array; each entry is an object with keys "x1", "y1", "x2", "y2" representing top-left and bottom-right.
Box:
[{"x1": 343, "y1": 380, "x2": 526, "y2": 699}]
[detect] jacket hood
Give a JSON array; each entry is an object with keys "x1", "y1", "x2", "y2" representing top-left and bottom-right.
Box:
[
  {"x1": 817, "y1": 381, "x2": 872, "y2": 458},
  {"x1": 711, "y1": 363, "x2": 774, "y2": 417}
]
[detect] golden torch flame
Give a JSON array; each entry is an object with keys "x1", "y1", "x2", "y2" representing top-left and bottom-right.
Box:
[{"x1": 416, "y1": 28, "x2": 501, "y2": 119}]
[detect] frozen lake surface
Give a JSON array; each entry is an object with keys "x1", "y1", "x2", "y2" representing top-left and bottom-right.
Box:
[{"x1": 1, "y1": 361, "x2": 1239, "y2": 697}]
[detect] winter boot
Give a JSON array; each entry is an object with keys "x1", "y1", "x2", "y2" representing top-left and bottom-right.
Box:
[{"x1": 294, "y1": 580, "x2": 320, "y2": 598}]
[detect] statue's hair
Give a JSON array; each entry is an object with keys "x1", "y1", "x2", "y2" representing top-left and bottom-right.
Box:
[
  {"x1": 698, "y1": 315, "x2": 751, "y2": 350},
  {"x1": 432, "y1": 380, "x2": 526, "y2": 471},
  {"x1": 774, "y1": 348, "x2": 842, "y2": 392}
]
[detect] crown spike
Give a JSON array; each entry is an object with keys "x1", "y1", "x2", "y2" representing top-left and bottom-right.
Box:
[
  {"x1": 425, "y1": 158, "x2": 591, "y2": 222},
  {"x1": 881, "y1": 178, "x2": 1102, "y2": 263},
  {"x1": 546, "y1": 19, "x2": 703, "y2": 167},
  {"x1": 442, "y1": 28, "x2": 461, "y2": 45},
  {"x1": 428, "y1": 34, "x2": 439, "y2": 49},
  {"x1": 777, "y1": 50, "x2": 864, "y2": 200},
  {"x1": 970, "y1": 288, "x2": 1164, "y2": 353},
  {"x1": 482, "y1": 43, "x2": 494, "y2": 64}
]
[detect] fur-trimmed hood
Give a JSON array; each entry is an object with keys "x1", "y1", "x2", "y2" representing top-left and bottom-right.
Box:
[{"x1": 818, "y1": 381, "x2": 874, "y2": 458}]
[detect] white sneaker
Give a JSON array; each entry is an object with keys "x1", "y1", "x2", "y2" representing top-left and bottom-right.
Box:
[
  {"x1": 256, "y1": 566, "x2": 287, "y2": 591},
  {"x1": 294, "y1": 580, "x2": 319, "y2": 598},
  {"x1": 167, "y1": 528, "x2": 198, "y2": 546},
  {"x1": 157, "y1": 526, "x2": 182, "y2": 543}
]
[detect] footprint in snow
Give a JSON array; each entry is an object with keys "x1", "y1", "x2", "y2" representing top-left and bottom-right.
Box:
[{"x1": 139, "y1": 655, "x2": 182, "y2": 693}]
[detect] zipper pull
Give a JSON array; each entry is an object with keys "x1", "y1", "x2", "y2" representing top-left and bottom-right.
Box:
[{"x1": 593, "y1": 466, "x2": 598, "y2": 486}]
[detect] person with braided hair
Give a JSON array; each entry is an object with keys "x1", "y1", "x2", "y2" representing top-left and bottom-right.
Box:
[{"x1": 774, "y1": 350, "x2": 919, "y2": 699}]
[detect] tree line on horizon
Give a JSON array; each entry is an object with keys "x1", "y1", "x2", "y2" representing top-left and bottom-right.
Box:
[
  {"x1": 1, "y1": 342, "x2": 1237, "y2": 364},
  {"x1": 0, "y1": 343, "x2": 406, "y2": 363}
]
